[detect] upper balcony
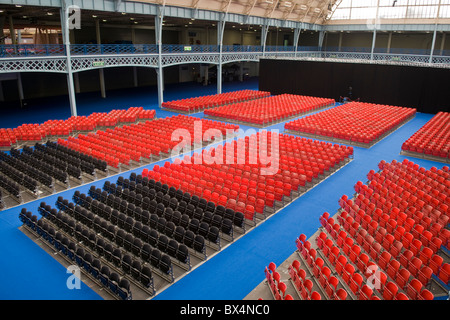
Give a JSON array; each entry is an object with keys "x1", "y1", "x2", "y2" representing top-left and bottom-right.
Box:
[{"x1": 0, "y1": 43, "x2": 449, "y2": 74}]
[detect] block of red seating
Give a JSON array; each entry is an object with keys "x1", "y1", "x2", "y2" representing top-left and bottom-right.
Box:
[
  {"x1": 58, "y1": 115, "x2": 239, "y2": 169},
  {"x1": 401, "y1": 111, "x2": 450, "y2": 161},
  {"x1": 204, "y1": 94, "x2": 335, "y2": 126},
  {"x1": 161, "y1": 89, "x2": 271, "y2": 113},
  {"x1": 316, "y1": 158, "x2": 449, "y2": 299},
  {"x1": 142, "y1": 132, "x2": 353, "y2": 224},
  {"x1": 285, "y1": 102, "x2": 416, "y2": 147},
  {"x1": 0, "y1": 107, "x2": 156, "y2": 148}
]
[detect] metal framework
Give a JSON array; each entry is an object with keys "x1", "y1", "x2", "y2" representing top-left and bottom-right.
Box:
[{"x1": 1, "y1": 0, "x2": 450, "y2": 117}]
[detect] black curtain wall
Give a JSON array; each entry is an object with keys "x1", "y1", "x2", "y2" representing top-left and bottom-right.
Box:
[{"x1": 259, "y1": 59, "x2": 450, "y2": 114}]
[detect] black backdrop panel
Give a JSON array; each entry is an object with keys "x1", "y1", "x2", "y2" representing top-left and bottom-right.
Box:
[{"x1": 259, "y1": 59, "x2": 450, "y2": 114}]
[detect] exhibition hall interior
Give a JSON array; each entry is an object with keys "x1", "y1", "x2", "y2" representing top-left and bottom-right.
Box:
[{"x1": 0, "y1": 0, "x2": 449, "y2": 302}]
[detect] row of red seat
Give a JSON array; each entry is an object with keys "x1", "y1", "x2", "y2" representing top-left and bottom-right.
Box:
[
  {"x1": 264, "y1": 262, "x2": 296, "y2": 300},
  {"x1": 317, "y1": 214, "x2": 435, "y2": 300},
  {"x1": 260, "y1": 159, "x2": 446, "y2": 300},
  {"x1": 161, "y1": 89, "x2": 270, "y2": 113},
  {"x1": 284, "y1": 102, "x2": 416, "y2": 145},
  {"x1": 58, "y1": 115, "x2": 239, "y2": 168},
  {"x1": 332, "y1": 159, "x2": 448, "y2": 297},
  {"x1": 141, "y1": 132, "x2": 353, "y2": 223},
  {"x1": 204, "y1": 94, "x2": 335, "y2": 126},
  {"x1": 401, "y1": 111, "x2": 450, "y2": 159},
  {"x1": 0, "y1": 107, "x2": 156, "y2": 147}
]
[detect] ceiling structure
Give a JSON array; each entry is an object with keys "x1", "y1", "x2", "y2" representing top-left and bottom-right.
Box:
[
  {"x1": 1, "y1": 0, "x2": 450, "y2": 32},
  {"x1": 132, "y1": 0, "x2": 338, "y2": 25}
]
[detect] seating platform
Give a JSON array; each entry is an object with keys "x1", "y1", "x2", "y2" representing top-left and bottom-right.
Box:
[
  {"x1": 246, "y1": 159, "x2": 449, "y2": 300},
  {"x1": 161, "y1": 90, "x2": 270, "y2": 114},
  {"x1": 0, "y1": 107, "x2": 156, "y2": 151},
  {"x1": 401, "y1": 111, "x2": 450, "y2": 164},
  {"x1": 142, "y1": 132, "x2": 354, "y2": 229},
  {"x1": 204, "y1": 94, "x2": 335, "y2": 128},
  {"x1": 285, "y1": 102, "x2": 416, "y2": 148}
]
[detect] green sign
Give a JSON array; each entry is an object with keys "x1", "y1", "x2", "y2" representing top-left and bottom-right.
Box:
[
  {"x1": 93, "y1": 61, "x2": 105, "y2": 67},
  {"x1": 184, "y1": 46, "x2": 192, "y2": 51}
]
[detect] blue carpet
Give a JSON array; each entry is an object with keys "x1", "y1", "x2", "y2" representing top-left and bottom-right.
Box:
[{"x1": 0, "y1": 78, "x2": 446, "y2": 300}]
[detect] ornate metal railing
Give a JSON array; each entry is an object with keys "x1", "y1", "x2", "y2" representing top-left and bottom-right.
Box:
[{"x1": 0, "y1": 44, "x2": 449, "y2": 73}]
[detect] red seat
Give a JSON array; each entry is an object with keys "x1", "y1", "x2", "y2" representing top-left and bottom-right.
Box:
[
  {"x1": 382, "y1": 281, "x2": 398, "y2": 300},
  {"x1": 406, "y1": 278, "x2": 422, "y2": 300}
]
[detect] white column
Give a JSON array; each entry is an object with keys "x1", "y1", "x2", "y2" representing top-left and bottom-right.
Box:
[
  {"x1": 60, "y1": 3, "x2": 78, "y2": 117},
  {"x1": 96, "y1": 19, "x2": 106, "y2": 98},
  {"x1": 370, "y1": 29, "x2": 377, "y2": 60},
  {"x1": 155, "y1": 7, "x2": 164, "y2": 108},
  {"x1": 387, "y1": 32, "x2": 392, "y2": 53},
  {"x1": 294, "y1": 27, "x2": 300, "y2": 57},
  {"x1": 429, "y1": 26, "x2": 438, "y2": 64},
  {"x1": 217, "y1": 13, "x2": 226, "y2": 94}
]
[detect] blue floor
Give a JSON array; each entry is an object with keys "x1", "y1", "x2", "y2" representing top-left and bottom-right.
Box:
[{"x1": 0, "y1": 78, "x2": 446, "y2": 300}]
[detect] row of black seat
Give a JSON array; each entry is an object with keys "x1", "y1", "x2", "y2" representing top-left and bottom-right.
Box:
[
  {"x1": 19, "y1": 208, "x2": 134, "y2": 300},
  {"x1": 74, "y1": 189, "x2": 200, "y2": 264},
  {"x1": 46, "y1": 141, "x2": 108, "y2": 173},
  {"x1": 1, "y1": 150, "x2": 53, "y2": 189},
  {"x1": 32, "y1": 143, "x2": 96, "y2": 176},
  {"x1": 49, "y1": 198, "x2": 177, "y2": 283},
  {"x1": 21, "y1": 146, "x2": 82, "y2": 180},
  {"x1": 0, "y1": 174, "x2": 21, "y2": 199},
  {"x1": 121, "y1": 173, "x2": 246, "y2": 230},
  {"x1": 0, "y1": 159, "x2": 38, "y2": 193},
  {"x1": 11, "y1": 149, "x2": 68, "y2": 184},
  {"x1": 87, "y1": 183, "x2": 218, "y2": 254},
  {"x1": 105, "y1": 176, "x2": 243, "y2": 234}
]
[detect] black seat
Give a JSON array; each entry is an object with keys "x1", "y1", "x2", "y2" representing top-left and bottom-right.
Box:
[
  {"x1": 174, "y1": 225, "x2": 185, "y2": 243},
  {"x1": 83, "y1": 252, "x2": 93, "y2": 273},
  {"x1": 132, "y1": 221, "x2": 143, "y2": 238},
  {"x1": 164, "y1": 221, "x2": 175, "y2": 238},
  {"x1": 157, "y1": 217, "x2": 166, "y2": 233},
  {"x1": 176, "y1": 244, "x2": 189, "y2": 264},
  {"x1": 122, "y1": 254, "x2": 133, "y2": 274},
  {"x1": 91, "y1": 258, "x2": 101, "y2": 279},
  {"x1": 141, "y1": 243, "x2": 152, "y2": 263},
  {"x1": 193, "y1": 235, "x2": 205, "y2": 253},
  {"x1": 148, "y1": 229, "x2": 158, "y2": 247},
  {"x1": 112, "y1": 248, "x2": 122, "y2": 267},
  {"x1": 221, "y1": 218, "x2": 233, "y2": 236},
  {"x1": 140, "y1": 266, "x2": 153, "y2": 288},
  {"x1": 172, "y1": 210, "x2": 182, "y2": 226},
  {"x1": 99, "y1": 266, "x2": 110, "y2": 287},
  {"x1": 234, "y1": 211, "x2": 245, "y2": 228},
  {"x1": 150, "y1": 249, "x2": 161, "y2": 268},
  {"x1": 131, "y1": 260, "x2": 142, "y2": 281},
  {"x1": 164, "y1": 207, "x2": 174, "y2": 222},
  {"x1": 211, "y1": 214, "x2": 223, "y2": 229},
  {"x1": 188, "y1": 218, "x2": 200, "y2": 233},
  {"x1": 116, "y1": 229, "x2": 126, "y2": 247},
  {"x1": 157, "y1": 234, "x2": 169, "y2": 252},
  {"x1": 141, "y1": 210, "x2": 150, "y2": 225},
  {"x1": 118, "y1": 278, "x2": 131, "y2": 300},
  {"x1": 140, "y1": 225, "x2": 151, "y2": 243},
  {"x1": 124, "y1": 233, "x2": 134, "y2": 252},
  {"x1": 198, "y1": 221, "x2": 209, "y2": 238},
  {"x1": 132, "y1": 238, "x2": 143, "y2": 256},
  {"x1": 208, "y1": 226, "x2": 220, "y2": 244},
  {"x1": 200, "y1": 210, "x2": 212, "y2": 223},
  {"x1": 183, "y1": 230, "x2": 195, "y2": 248},
  {"x1": 167, "y1": 239, "x2": 178, "y2": 258},
  {"x1": 108, "y1": 272, "x2": 121, "y2": 294},
  {"x1": 159, "y1": 254, "x2": 172, "y2": 275}
]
